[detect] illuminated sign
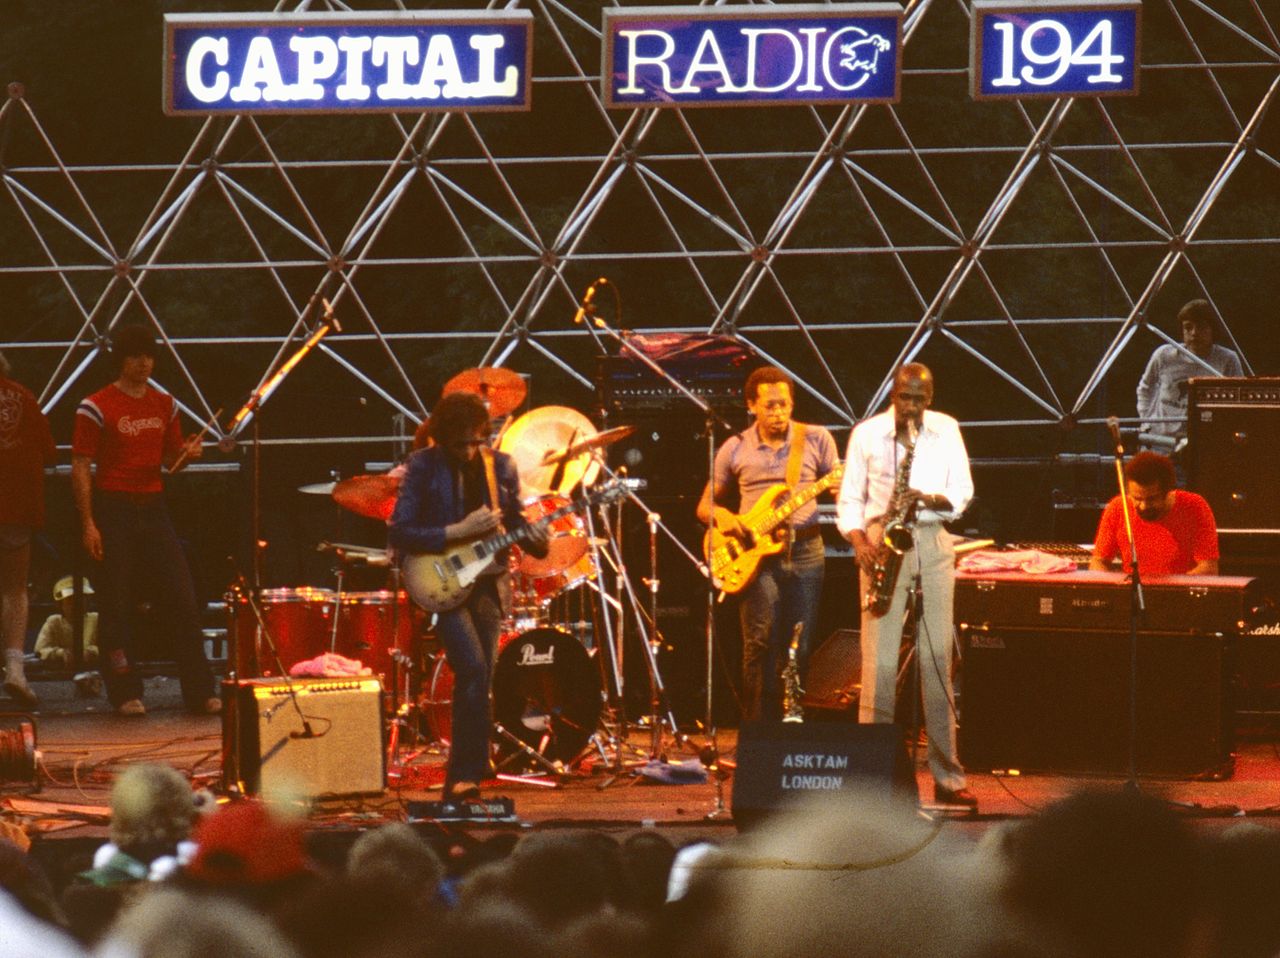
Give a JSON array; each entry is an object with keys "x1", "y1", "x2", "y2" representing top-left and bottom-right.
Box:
[
  {"x1": 602, "y1": 4, "x2": 903, "y2": 109},
  {"x1": 163, "y1": 11, "x2": 533, "y2": 115},
  {"x1": 971, "y1": 0, "x2": 1140, "y2": 99}
]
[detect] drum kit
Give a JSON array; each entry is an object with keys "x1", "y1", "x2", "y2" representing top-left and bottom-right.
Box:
[{"x1": 249, "y1": 367, "x2": 656, "y2": 777}]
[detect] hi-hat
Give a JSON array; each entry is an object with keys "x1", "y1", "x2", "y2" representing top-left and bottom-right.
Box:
[
  {"x1": 497, "y1": 406, "x2": 600, "y2": 496},
  {"x1": 442, "y1": 366, "x2": 527, "y2": 418},
  {"x1": 333, "y1": 473, "x2": 401, "y2": 522}
]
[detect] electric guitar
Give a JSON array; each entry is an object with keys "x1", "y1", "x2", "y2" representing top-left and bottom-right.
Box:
[
  {"x1": 704, "y1": 463, "x2": 845, "y2": 594},
  {"x1": 403, "y1": 479, "x2": 626, "y2": 613}
]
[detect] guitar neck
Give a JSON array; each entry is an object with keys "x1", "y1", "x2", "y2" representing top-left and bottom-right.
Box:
[
  {"x1": 755, "y1": 468, "x2": 843, "y2": 534},
  {"x1": 471, "y1": 502, "x2": 576, "y2": 559}
]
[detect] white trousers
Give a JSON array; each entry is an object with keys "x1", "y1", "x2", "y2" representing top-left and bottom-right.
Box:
[{"x1": 858, "y1": 522, "x2": 965, "y2": 791}]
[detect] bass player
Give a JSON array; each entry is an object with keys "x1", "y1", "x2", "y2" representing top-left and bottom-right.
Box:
[
  {"x1": 835, "y1": 362, "x2": 976, "y2": 808},
  {"x1": 696, "y1": 366, "x2": 840, "y2": 723},
  {"x1": 389, "y1": 390, "x2": 549, "y2": 803}
]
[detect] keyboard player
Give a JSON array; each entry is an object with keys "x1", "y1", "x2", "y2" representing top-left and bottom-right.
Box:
[{"x1": 1089, "y1": 451, "x2": 1219, "y2": 576}]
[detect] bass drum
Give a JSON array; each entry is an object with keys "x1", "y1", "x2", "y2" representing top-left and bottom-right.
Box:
[
  {"x1": 422, "y1": 627, "x2": 601, "y2": 763},
  {"x1": 493, "y1": 627, "x2": 602, "y2": 763}
]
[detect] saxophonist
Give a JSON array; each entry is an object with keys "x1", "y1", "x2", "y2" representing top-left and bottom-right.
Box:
[{"x1": 836, "y1": 363, "x2": 976, "y2": 808}]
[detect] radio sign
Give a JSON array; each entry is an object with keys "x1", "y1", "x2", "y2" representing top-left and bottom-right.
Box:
[
  {"x1": 603, "y1": 4, "x2": 903, "y2": 109},
  {"x1": 164, "y1": 11, "x2": 533, "y2": 115},
  {"x1": 971, "y1": 0, "x2": 1141, "y2": 100}
]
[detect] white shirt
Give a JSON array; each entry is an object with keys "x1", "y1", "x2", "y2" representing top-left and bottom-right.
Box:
[{"x1": 836, "y1": 408, "x2": 974, "y2": 536}]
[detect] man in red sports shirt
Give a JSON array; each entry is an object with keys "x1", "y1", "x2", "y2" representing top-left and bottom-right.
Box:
[
  {"x1": 71, "y1": 325, "x2": 219, "y2": 717},
  {"x1": 0, "y1": 349, "x2": 56, "y2": 707},
  {"x1": 1089, "y1": 450, "x2": 1219, "y2": 576}
]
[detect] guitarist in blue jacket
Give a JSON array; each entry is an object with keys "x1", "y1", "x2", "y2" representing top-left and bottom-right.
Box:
[
  {"x1": 390, "y1": 391, "x2": 549, "y2": 802},
  {"x1": 696, "y1": 367, "x2": 840, "y2": 723}
]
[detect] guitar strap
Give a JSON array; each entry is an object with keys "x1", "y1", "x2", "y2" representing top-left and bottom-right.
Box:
[
  {"x1": 785, "y1": 422, "x2": 806, "y2": 489},
  {"x1": 480, "y1": 447, "x2": 502, "y2": 526}
]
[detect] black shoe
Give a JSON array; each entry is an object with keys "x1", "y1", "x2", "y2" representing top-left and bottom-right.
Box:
[
  {"x1": 934, "y1": 784, "x2": 978, "y2": 808},
  {"x1": 444, "y1": 781, "x2": 481, "y2": 803}
]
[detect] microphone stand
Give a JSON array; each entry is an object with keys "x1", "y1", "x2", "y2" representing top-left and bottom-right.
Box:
[
  {"x1": 1107, "y1": 421, "x2": 1145, "y2": 789},
  {"x1": 577, "y1": 298, "x2": 734, "y2": 756},
  {"x1": 224, "y1": 565, "x2": 316, "y2": 794},
  {"x1": 226, "y1": 303, "x2": 339, "y2": 589}
]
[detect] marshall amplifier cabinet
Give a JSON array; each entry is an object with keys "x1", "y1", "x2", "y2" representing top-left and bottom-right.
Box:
[{"x1": 1188, "y1": 377, "x2": 1280, "y2": 534}]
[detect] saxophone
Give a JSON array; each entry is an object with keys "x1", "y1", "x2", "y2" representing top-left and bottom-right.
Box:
[
  {"x1": 863, "y1": 423, "x2": 918, "y2": 617},
  {"x1": 781, "y1": 621, "x2": 805, "y2": 723}
]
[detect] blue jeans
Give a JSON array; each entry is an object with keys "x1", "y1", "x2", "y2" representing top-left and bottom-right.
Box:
[
  {"x1": 93, "y1": 493, "x2": 215, "y2": 709},
  {"x1": 738, "y1": 536, "x2": 825, "y2": 723},
  {"x1": 437, "y1": 575, "x2": 506, "y2": 786}
]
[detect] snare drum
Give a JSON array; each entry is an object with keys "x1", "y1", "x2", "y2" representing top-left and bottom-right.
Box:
[{"x1": 226, "y1": 587, "x2": 335, "y2": 677}]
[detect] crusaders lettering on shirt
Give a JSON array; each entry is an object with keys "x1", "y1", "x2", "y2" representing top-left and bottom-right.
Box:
[{"x1": 73, "y1": 384, "x2": 184, "y2": 494}]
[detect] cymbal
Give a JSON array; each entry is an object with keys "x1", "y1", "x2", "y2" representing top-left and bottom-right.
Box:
[
  {"x1": 332, "y1": 473, "x2": 401, "y2": 522},
  {"x1": 542, "y1": 424, "x2": 636, "y2": 466},
  {"x1": 442, "y1": 366, "x2": 527, "y2": 418},
  {"x1": 497, "y1": 406, "x2": 600, "y2": 496},
  {"x1": 298, "y1": 481, "x2": 337, "y2": 495}
]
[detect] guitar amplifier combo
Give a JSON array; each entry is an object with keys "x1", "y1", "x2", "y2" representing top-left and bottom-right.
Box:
[
  {"x1": 222, "y1": 677, "x2": 385, "y2": 798},
  {"x1": 958, "y1": 625, "x2": 1234, "y2": 778}
]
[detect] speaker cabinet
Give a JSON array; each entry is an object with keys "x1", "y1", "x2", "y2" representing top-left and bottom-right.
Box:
[
  {"x1": 732, "y1": 721, "x2": 916, "y2": 828},
  {"x1": 222, "y1": 677, "x2": 385, "y2": 798},
  {"x1": 1188, "y1": 378, "x2": 1280, "y2": 533},
  {"x1": 801, "y1": 628, "x2": 861, "y2": 717},
  {"x1": 958, "y1": 626, "x2": 1233, "y2": 778}
]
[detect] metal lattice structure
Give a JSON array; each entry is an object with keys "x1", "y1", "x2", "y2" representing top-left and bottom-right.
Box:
[{"x1": 1, "y1": 0, "x2": 1278, "y2": 530}]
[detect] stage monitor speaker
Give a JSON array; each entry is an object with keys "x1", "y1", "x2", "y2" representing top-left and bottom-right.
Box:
[
  {"x1": 1188, "y1": 378, "x2": 1280, "y2": 533},
  {"x1": 801, "y1": 628, "x2": 860, "y2": 717},
  {"x1": 732, "y1": 721, "x2": 916, "y2": 828},
  {"x1": 959, "y1": 626, "x2": 1233, "y2": 778},
  {"x1": 222, "y1": 677, "x2": 385, "y2": 799}
]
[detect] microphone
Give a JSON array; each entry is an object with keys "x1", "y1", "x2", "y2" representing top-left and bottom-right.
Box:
[
  {"x1": 572, "y1": 277, "x2": 608, "y2": 324},
  {"x1": 1106, "y1": 416, "x2": 1124, "y2": 456}
]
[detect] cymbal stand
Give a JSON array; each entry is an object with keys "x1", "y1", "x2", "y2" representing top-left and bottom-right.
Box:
[
  {"x1": 578, "y1": 496, "x2": 638, "y2": 781},
  {"x1": 592, "y1": 461, "x2": 694, "y2": 763}
]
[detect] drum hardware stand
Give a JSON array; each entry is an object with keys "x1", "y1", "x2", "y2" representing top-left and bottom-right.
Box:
[
  {"x1": 493, "y1": 722, "x2": 564, "y2": 782},
  {"x1": 574, "y1": 295, "x2": 734, "y2": 766},
  {"x1": 701, "y1": 727, "x2": 732, "y2": 820}
]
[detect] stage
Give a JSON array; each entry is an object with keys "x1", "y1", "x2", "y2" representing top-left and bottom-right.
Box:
[{"x1": 4, "y1": 673, "x2": 1280, "y2": 855}]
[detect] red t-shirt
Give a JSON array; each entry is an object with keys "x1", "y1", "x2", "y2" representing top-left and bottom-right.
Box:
[
  {"x1": 72, "y1": 384, "x2": 183, "y2": 494},
  {"x1": 1092, "y1": 489, "x2": 1219, "y2": 575},
  {"x1": 0, "y1": 376, "x2": 56, "y2": 527}
]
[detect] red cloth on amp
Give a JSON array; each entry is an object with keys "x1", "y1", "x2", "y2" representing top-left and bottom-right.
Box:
[
  {"x1": 72, "y1": 384, "x2": 183, "y2": 494},
  {"x1": 1093, "y1": 489, "x2": 1219, "y2": 575}
]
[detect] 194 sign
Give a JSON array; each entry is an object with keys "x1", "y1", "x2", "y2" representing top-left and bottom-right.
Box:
[{"x1": 971, "y1": 1, "x2": 1140, "y2": 100}]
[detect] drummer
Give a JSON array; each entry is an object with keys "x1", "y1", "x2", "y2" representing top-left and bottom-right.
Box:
[{"x1": 389, "y1": 391, "x2": 549, "y2": 804}]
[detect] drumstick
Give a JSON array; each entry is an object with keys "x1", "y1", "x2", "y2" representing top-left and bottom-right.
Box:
[{"x1": 169, "y1": 406, "x2": 223, "y2": 473}]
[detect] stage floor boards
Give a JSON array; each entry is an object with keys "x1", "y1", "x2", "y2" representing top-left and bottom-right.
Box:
[{"x1": 5, "y1": 675, "x2": 1280, "y2": 846}]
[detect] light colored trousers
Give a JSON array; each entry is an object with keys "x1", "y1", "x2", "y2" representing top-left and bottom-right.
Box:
[{"x1": 858, "y1": 522, "x2": 966, "y2": 791}]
